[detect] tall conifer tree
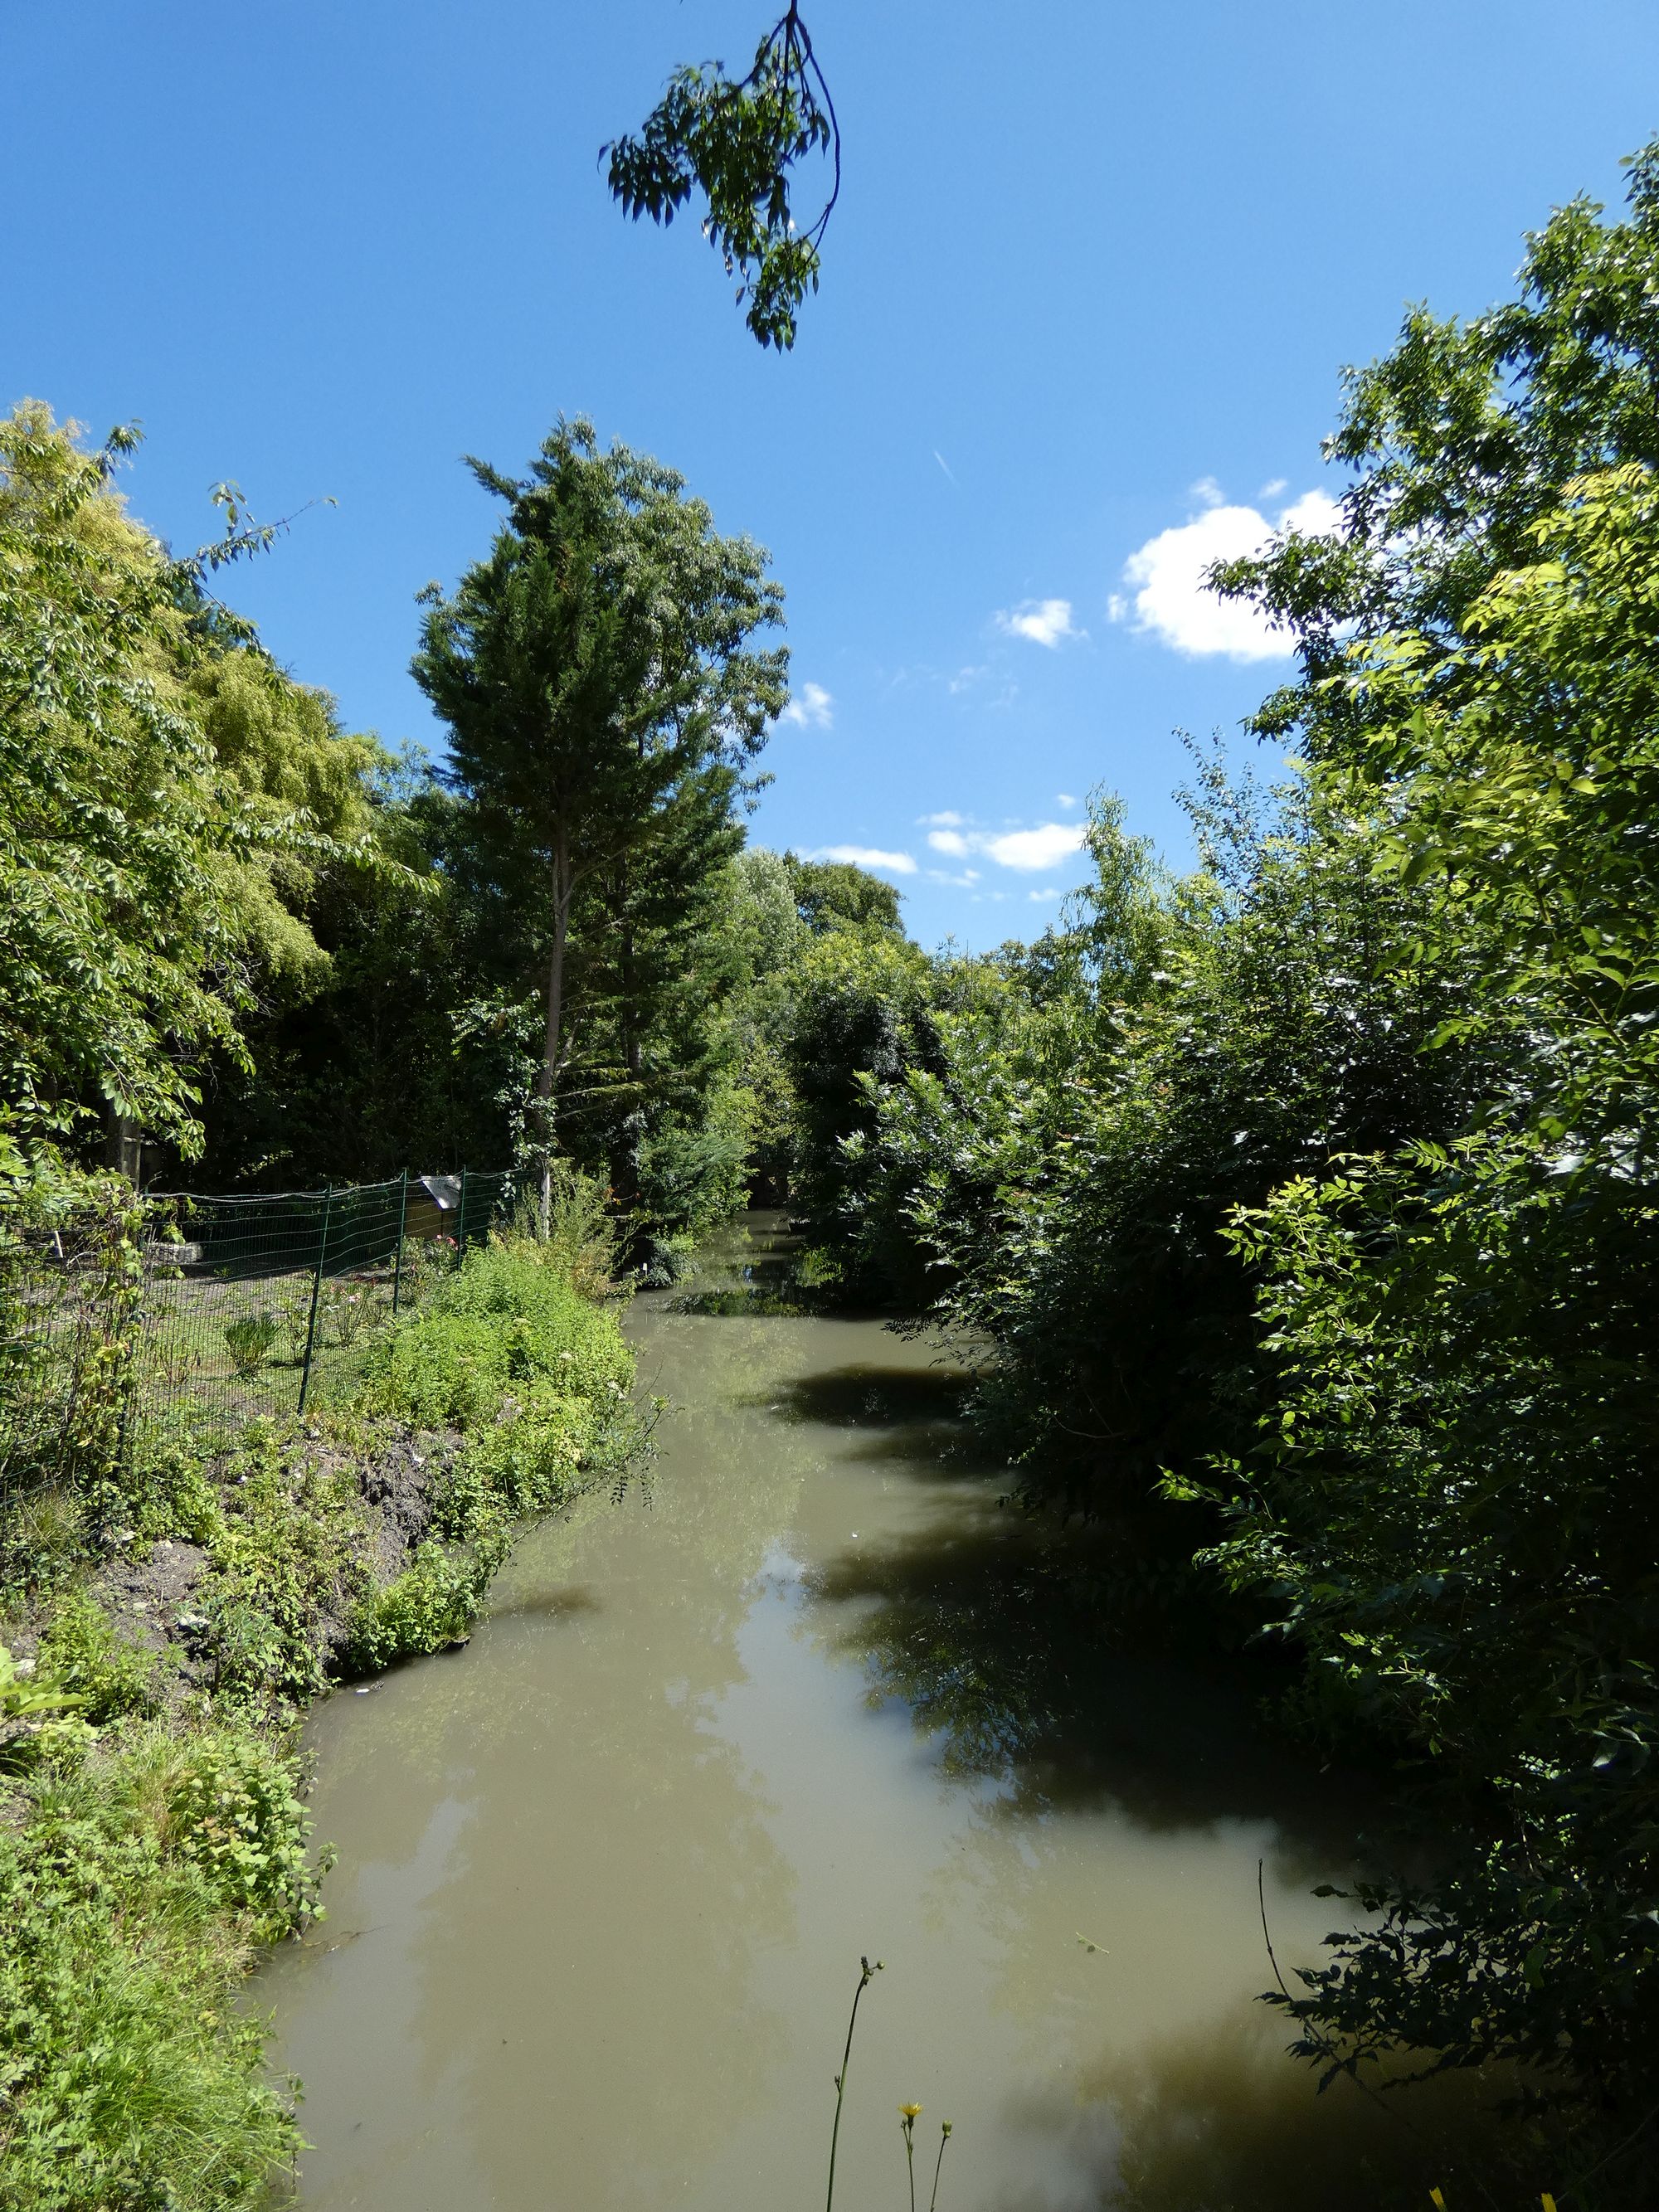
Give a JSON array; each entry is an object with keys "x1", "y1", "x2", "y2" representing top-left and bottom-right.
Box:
[{"x1": 412, "y1": 416, "x2": 787, "y2": 1222}]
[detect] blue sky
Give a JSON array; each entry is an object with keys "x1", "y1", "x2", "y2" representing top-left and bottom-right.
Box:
[{"x1": 7, "y1": 0, "x2": 1659, "y2": 948}]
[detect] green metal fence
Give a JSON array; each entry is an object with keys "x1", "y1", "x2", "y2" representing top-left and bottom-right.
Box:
[
  {"x1": 138, "y1": 1168, "x2": 523, "y2": 1431},
  {"x1": 0, "y1": 1195, "x2": 139, "y2": 1520},
  {"x1": 0, "y1": 1167, "x2": 524, "y2": 1518}
]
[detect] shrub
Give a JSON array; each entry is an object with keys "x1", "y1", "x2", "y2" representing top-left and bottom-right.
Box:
[
  {"x1": 454, "y1": 1386, "x2": 593, "y2": 1517},
  {"x1": 36, "y1": 1588, "x2": 156, "y2": 1724},
  {"x1": 358, "y1": 1238, "x2": 630, "y2": 1429},
  {"x1": 338, "y1": 1535, "x2": 505, "y2": 1675},
  {"x1": 158, "y1": 1724, "x2": 324, "y2": 1940},
  {"x1": 202, "y1": 1427, "x2": 367, "y2": 1704},
  {"x1": 0, "y1": 1723, "x2": 312, "y2": 2209}
]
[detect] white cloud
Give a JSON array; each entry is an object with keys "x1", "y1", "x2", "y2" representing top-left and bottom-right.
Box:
[
  {"x1": 1113, "y1": 487, "x2": 1341, "y2": 661},
  {"x1": 919, "y1": 809, "x2": 964, "y2": 827},
  {"x1": 1028, "y1": 887, "x2": 1060, "y2": 901},
  {"x1": 1056, "y1": 792, "x2": 1078, "y2": 809},
  {"x1": 912, "y1": 814, "x2": 1091, "y2": 875},
  {"x1": 811, "y1": 843, "x2": 917, "y2": 876},
  {"x1": 781, "y1": 681, "x2": 834, "y2": 729},
  {"x1": 1189, "y1": 475, "x2": 1225, "y2": 509},
  {"x1": 981, "y1": 822, "x2": 1087, "y2": 872},
  {"x1": 1258, "y1": 476, "x2": 1288, "y2": 498},
  {"x1": 995, "y1": 596, "x2": 1082, "y2": 649},
  {"x1": 927, "y1": 867, "x2": 980, "y2": 887}
]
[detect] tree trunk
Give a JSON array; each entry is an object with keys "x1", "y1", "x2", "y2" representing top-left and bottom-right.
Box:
[{"x1": 538, "y1": 826, "x2": 572, "y2": 1237}]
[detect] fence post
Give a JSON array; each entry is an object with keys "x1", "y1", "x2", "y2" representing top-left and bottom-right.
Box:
[
  {"x1": 392, "y1": 1169, "x2": 410, "y2": 1315},
  {"x1": 456, "y1": 1165, "x2": 469, "y2": 1264},
  {"x1": 298, "y1": 1185, "x2": 333, "y2": 1417}
]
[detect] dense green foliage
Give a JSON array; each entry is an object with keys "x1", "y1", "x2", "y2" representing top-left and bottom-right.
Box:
[
  {"x1": 0, "y1": 1722, "x2": 316, "y2": 2207},
  {"x1": 0, "y1": 403, "x2": 816, "y2": 1269},
  {"x1": 0, "y1": 407, "x2": 247, "y2": 1159},
  {"x1": 742, "y1": 149, "x2": 1659, "y2": 2166},
  {"x1": 608, "y1": 5, "x2": 839, "y2": 349},
  {"x1": 411, "y1": 416, "x2": 787, "y2": 1241},
  {"x1": 0, "y1": 1218, "x2": 635, "y2": 2206}
]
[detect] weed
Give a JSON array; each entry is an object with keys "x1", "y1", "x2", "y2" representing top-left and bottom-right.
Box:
[
  {"x1": 0, "y1": 1721, "x2": 313, "y2": 2208},
  {"x1": 157, "y1": 1724, "x2": 326, "y2": 1940},
  {"x1": 339, "y1": 1534, "x2": 505, "y2": 1674},
  {"x1": 201, "y1": 1427, "x2": 368, "y2": 1704},
  {"x1": 223, "y1": 1313, "x2": 279, "y2": 1379},
  {"x1": 36, "y1": 1587, "x2": 158, "y2": 1723},
  {"x1": 0, "y1": 1641, "x2": 85, "y2": 1731},
  {"x1": 324, "y1": 1277, "x2": 383, "y2": 1349},
  {"x1": 0, "y1": 1485, "x2": 88, "y2": 1607},
  {"x1": 358, "y1": 1238, "x2": 630, "y2": 1430}
]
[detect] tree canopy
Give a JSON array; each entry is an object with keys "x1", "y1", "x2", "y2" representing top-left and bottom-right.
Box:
[
  {"x1": 411, "y1": 416, "x2": 788, "y2": 1222},
  {"x1": 608, "y1": 4, "x2": 839, "y2": 349}
]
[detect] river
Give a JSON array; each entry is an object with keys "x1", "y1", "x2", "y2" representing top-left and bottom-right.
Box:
[{"x1": 261, "y1": 1215, "x2": 1501, "y2": 2210}]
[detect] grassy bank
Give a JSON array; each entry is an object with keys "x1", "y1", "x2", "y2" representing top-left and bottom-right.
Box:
[{"x1": 0, "y1": 1232, "x2": 641, "y2": 2209}]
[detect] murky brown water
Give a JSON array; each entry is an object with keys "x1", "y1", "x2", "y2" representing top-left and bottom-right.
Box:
[{"x1": 262, "y1": 1217, "x2": 1505, "y2": 2210}]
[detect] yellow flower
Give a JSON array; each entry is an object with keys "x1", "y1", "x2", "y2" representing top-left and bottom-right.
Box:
[{"x1": 899, "y1": 2103, "x2": 923, "y2": 2122}]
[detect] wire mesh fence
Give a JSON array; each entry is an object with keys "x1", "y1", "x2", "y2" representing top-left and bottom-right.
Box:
[
  {"x1": 0, "y1": 1191, "x2": 140, "y2": 1522},
  {"x1": 0, "y1": 1167, "x2": 525, "y2": 1519}
]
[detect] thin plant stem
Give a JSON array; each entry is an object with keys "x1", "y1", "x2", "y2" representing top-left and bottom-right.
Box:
[
  {"x1": 825, "y1": 1956, "x2": 881, "y2": 2212},
  {"x1": 929, "y1": 2123, "x2": 953, "y2": 2212}
]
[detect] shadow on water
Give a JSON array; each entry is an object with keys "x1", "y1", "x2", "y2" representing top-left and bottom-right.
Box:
[
  {"x1": 810, "y1": 1505, "x2": 1376, "y2": 1871},
  {"x1": 1001, "y1": 2003, "x2": 1532, "y2": 2212},
  {"x1": 766, "y1": 1359, "x2": 1380, "y2": 1874},
  {"x1": 755, "y1": 1359, "x2": 978, "y2": 1431},
  {"x1": 761, "y1": 1368, "x2": 1534, "y2": 2205},
  {"x1": 482, "y1": 1582, "x2": 603, "y2": 1626}
]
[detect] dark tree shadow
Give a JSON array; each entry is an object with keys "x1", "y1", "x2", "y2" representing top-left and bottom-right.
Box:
[
  {"x1": 483, "y1": 1583, "x2": 603, "y2": 1626},
  {"x1": 755, "y1": 1360, "x2": 979, "y2": 1428},
  {"x1": 742, "y1": 1363, "x2": 1382, "y2": 1872},
  {"x1": 809, "y1": 1504, "x2": 1380, "y2": 1870},
  {"x1": 993, "y1": 2001, "x2": 1530, "y2": 2212}
]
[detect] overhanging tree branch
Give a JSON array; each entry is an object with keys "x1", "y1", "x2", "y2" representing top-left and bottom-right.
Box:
[{"x1": 604, "y1": 5, "x2": 839, "y2": 351}]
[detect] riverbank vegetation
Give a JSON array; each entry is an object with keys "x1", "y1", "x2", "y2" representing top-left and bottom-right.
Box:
[
  {"x1": 753, "y1": 153, "x2": 1659, "y2": 2195},
  {"x1": 6, "y1": 134, "x2": 1659, "y2": 2210},
  {"x1": 0, "y1": 1208, "x2": 637, "y2": 2205}
]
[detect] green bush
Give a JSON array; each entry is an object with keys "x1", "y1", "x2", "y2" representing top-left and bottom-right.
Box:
[
  {"x1": 455, "y1": 1383, "x2": 595, "y2": 1516},
  {"x1": 36, "y1": 1589, "x2": 157, "y2": 1724},
  {"x1": 340, "y1": 1240, "x2": 635, "y2": 1668},
  {"x1": 338, "y1": 1536, "x2": 504, "y2": 1675},
  {"x1": 0, "y1": 1723, "x2": 314, "y2": 2209},
  {"x1": 358, "y1": 1237, "x2": 630, "y2": 1429},
  {"x1": 120, "y1": 1435, "x2": 223, "y2": 1545},
  {"x1": 202, "y1": 1427, "x2": 367, "y2": 1704},
  {"x1": 159, "y1": 1724, "x2": 324, "y2": 1940}
]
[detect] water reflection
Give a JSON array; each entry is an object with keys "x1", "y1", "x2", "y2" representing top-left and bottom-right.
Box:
[
  {"x1": 262, "y1": 1216, "x2": 1511, "y2": 2211},
  {"x1": 1003, "y1": 2001, "x2": 1524, "y2": 2212}
]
